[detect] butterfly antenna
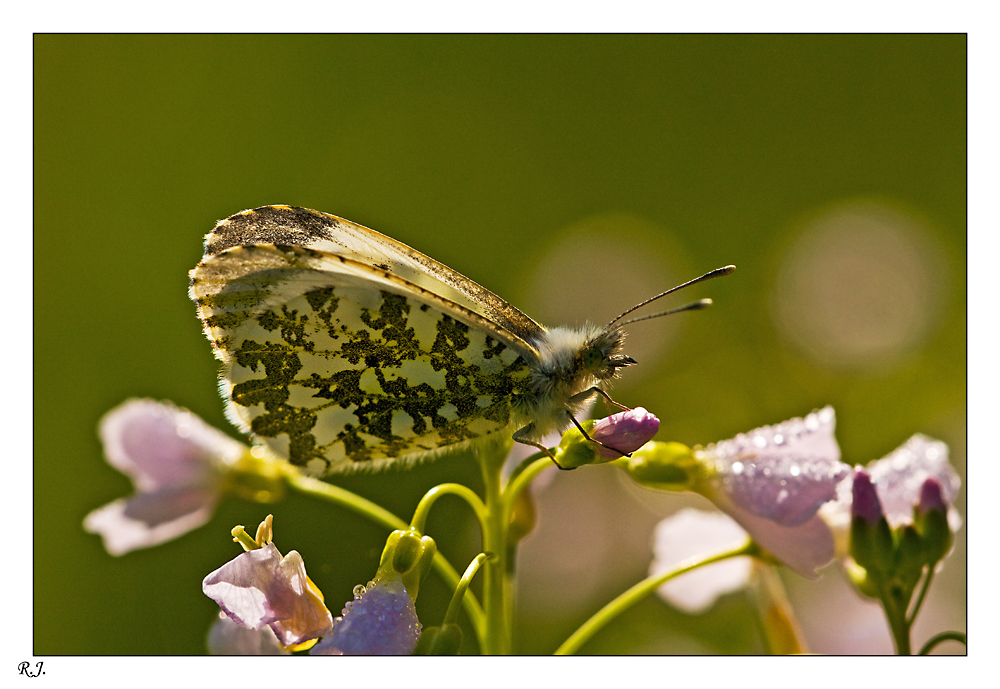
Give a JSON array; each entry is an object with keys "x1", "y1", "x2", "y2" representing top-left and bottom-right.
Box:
[
  {"x1": 618, "y1": 299, "x2": 713, "y2": 326},
  {"x1": 607, "y1": 265, "x2": 735, "y2": 327}
]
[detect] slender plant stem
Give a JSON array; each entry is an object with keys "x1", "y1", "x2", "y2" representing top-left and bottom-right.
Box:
[
  {"x1": 284, "y1": 471, "x2": 486, "y2": 643},
  {"x1": 747, "y1": 564, "x2": 809, "y2": 654},
  {"x1": 502, "y1": 455, "x2": 552, "y2": 527},
  {"x1": 906, "y1": 566, "x2": 936, "y2": 625},
  {"x1": 917, "y1": 631, "x2": 967, "y2": 655},
  {"x1": 555, "y1": 541, "x2": 755, "y2": 655},
  {"x1": 478, "y1": 448, "x2": 511, "y2": 654},
  {"x1": 881, "y1": 584, "x2": 912, "y2": 655},
  {"x1": 444, "y1": 553, "x2": 489, "y2": 626},
  {"x1": 410, "y1": 482, "x2": 487, "y2": 535}
]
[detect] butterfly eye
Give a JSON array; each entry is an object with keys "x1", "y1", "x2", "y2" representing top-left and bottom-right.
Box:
[{"x1": 582, "y1": 347, "x2": 604, "y2": 370}]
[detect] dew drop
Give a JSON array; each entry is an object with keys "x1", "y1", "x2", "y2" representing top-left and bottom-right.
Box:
[{"x1": 353, "y1": 584, "x2": 367, "y2": 598}]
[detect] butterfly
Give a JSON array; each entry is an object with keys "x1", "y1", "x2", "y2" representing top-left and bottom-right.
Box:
[{"x1": 189, "y1": 205, "x2": 733, "y2": 476}]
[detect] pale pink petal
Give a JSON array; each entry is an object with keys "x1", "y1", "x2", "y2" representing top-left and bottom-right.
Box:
[
  {"x1": 650, "y1": 509, "x2": 753, "y2": 614},
  {"x1": 703, "y1": 407, "x2": 848, "y2": 526},
  {"x1": 710, "y1": 489, "x2": 836, "y2": 578},
  {"x1": 867, "y1": 434, "x2": 960, "y2": 529},
  {"x1": 822, "y1": 434, "x2": 962, "y2": 539},
  {"x1": 206, "y1": 613, "x2": 290, "y2": 655},
  {"x1": 202, "y1": 544, "x2": 333, "y2": 647},
  {"x1": 99, "y1": 399, "x2": 244, "y2": 490},
  {"x1": 83, "y1": 487, "x2": 218, "y2": 556}
]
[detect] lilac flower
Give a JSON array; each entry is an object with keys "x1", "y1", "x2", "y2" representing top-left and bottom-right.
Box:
[
  {"x1": 696, "y1": 407, "x2": 850, "y2": 576},
  {"x1": 865, "y1": 435, "x2": 961, "y2": 529},
  {"x1": 591, "y1": 407, "x2": 660, "y2": 459},
  {"x1": 203, "y1": 540, "x2": 334, "y2": 648},
  {"x1": 311, "y1": 578, "x2": 422, "y2": 655},
  {"x1": 84, "y1": 399, "x2": 247, "y2": 555},
  {"x1": 649, "y1": 509, "x2": 753, "y2": 614},
  {"x1": 820, "y1": 434, "x2": 962, "y2": 555}
]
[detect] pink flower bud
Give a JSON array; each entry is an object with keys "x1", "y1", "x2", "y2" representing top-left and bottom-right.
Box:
[{"x1": 591, "y1": 407, "x2": 660, "y2": 459}]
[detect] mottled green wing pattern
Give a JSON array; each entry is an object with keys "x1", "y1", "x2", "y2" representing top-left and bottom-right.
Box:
[{"x1": 191, "y1": 243, "x2": 534, "y2": 475}]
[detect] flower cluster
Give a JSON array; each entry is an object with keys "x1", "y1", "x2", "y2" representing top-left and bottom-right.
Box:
[
  {"x1": 84, "y1": 397, "x2": 962, "y2": 655},
  {"x1": 202, "y1": 518, "x2": 434, "y2": 655},
  {"x1": 631, "y1": 409, "x2": 961, "y2": 627}
]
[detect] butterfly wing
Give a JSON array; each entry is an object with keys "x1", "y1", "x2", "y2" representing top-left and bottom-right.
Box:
[
  {"x1": 190, "y1": 207, "x2": 541, "y2": 474},
  {"x1": 200, "y1": 205, "x2": 547, "y2": 348}
]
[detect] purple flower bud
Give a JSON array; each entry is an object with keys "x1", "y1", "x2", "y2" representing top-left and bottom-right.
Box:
[
  {"x1": 917, "y1": 477, "x2": 948, "y2": 516},
  {"x1": 311, "y1": 578, "x2": 421, "y2": 655},
  {"x1": 851, "y1": 469, "x2": 884, "y2": 526},
  {"x1": 591, "y1": 407, "x2": 660, "y2": 459}
]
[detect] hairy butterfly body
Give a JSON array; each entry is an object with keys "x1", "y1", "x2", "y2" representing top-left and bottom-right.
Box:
[{"x1": 190, "y1": 205, "x2": 732, "y2": 476}]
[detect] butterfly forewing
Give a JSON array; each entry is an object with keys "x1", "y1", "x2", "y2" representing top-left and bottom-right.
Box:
[
  {"x1": 201, "y1": 205, "x2": 547, "y2": 347},
  {"x1": 191, "y1": 211, "x2": 541, "y2": 475}
]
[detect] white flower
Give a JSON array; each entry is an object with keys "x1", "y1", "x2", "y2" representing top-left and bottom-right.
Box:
[{"x1": 650, "y1": 509, "x2": 753, "y2": 614}]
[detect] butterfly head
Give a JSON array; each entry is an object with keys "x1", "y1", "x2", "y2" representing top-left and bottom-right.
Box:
[{"x1": 580, "y1": 326, "x2": 637, "y2": 382}]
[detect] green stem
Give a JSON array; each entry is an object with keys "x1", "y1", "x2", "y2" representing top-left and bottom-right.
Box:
[
  {"x1": 880, "y1": 583, "x2": 913, "y2": 655},
  {"x1": 555, "y1": 541, "x2": 756, "y2": 655},
  {"x1": 906, "y1": 566, "x2": 935, "y2": 626},
  {"x1": 444, "y1": 553, "x2": 489, "y2": 626},
  {"x1": 410, "y1": 483, "x2": 487, "y2": 535},
  {"x1": 478, "y1": 448, "x2": 511, "y2": 654},
  {"x1": 284, "y1": 471, "x2": 486, "y2": 644},
  {"x1": 917, "y1": 631, "x2": 967, "y2": 655},
  {"x1": 747, "y1": 564, "x2": 809, "y2": 654},
  {"x1": 501, "y1": 455, "x2": 552, "y2": 527}
]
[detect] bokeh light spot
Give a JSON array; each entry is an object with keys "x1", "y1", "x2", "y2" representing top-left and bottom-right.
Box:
[{"x1": 771, "y1": 200, "x2": 947, "y2": 370}]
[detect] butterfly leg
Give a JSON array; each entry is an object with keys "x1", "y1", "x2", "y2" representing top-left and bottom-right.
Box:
[
  {"x1": 567, "y1": 413, "x2": 631, "y2": 459},
  {"x1": 568, "y1": 386, "x2": 631, "y2": 412},
  {"x1": 511, "y1": 425, "x2": 571, "y2": 470}
]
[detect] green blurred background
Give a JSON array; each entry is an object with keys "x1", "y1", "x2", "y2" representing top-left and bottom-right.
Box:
[{"x1": 34, "y1": 35, "x2": 965, "y2": 655}]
